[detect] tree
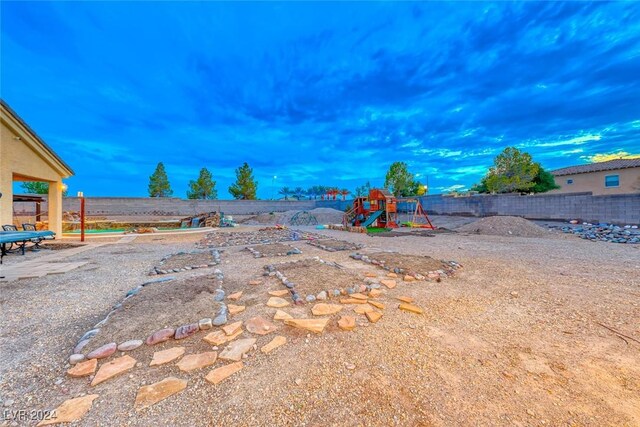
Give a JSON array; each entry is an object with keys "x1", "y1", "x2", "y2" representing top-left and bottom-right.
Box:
[
  {"x1": 354, "y1": 181, "x2": 371, "y2": 197},
  {"x1": 531, "y1": 168, "x2": 560, "y2": 193},
  {"x1": 148, "y1": 162, "x2": 173, "y2": 197},
  {"x1": 478, "y1": 147, "x2": 540, "y2": 193},
  {"x1": 384, "y1": 162, "x2": 418, "y2": 197},
  {"x1": 472, "y1": 147, "x2": 545, "y2": 193},
  {"x1": 292, "y1": 187, "x2": 306, "y2": 200},
  {"x1": 186, "y1": 167, "x2": 217, "y2": 199},
  {"x1": 339, "y1": 188, "x2": 350, "y2": 200},
  {"x1": 228, "y1": 162, "x2": 258, "y2": 199},
  {"x1": 278, "y1": 187, "x2": 292, "y2": 200},
  {"x1": 20, "y1": 181, "x2": 69, "y2": 196}
]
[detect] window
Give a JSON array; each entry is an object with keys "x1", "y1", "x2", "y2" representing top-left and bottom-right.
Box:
[
  {"x1": 566, "y1": 179, "x2": 573, "y2": 184},
  {"x1": 605, "y1": 175, "x2": 619, "y2": 188}
]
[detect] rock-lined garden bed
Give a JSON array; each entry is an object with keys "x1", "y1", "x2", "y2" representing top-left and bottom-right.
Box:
[
  {"x1": 197, "y1": 227, "x2": 325, "y2": 248},
  {"x1": 150, "y1": 250, "x2": 221, "y2": 275},
  {"x1": 264, "y1": 257, "x2": 379, "y2": 304},
  {"x1": 244, "y1": 243, "x2": 302, "y2": 258},
  {"x1": 71, "y1": 271, "x2": 227, "y2": 365},
  {"x1": 306, "y1": 239, "x2": 363, "y2": 252},
  {"x1": 351, "y1": 252, "x2": 461, "y2": 280}
]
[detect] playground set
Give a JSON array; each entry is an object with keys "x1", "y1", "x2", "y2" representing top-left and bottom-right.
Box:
[{"x1": 343, "y1": 189, "x2": 434, "y2": 230}]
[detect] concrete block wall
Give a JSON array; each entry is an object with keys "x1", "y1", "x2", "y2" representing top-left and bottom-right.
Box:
[
  {"x1": 12, "y1": 192, "x2": 640, "y2": 225},
  {"x1": 419, "y1": 193, "x2": 640, "y2": 224}
]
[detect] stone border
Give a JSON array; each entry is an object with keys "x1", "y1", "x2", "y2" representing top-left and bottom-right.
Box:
[
  {"x1": 244, "y1": 244, "x2": 302, "y2": 258},
  {"x1": 306, "y1": 239, "x2": 363, "y2": 252},
  {"x1": 69, "y1": 270, "x2": 227, "y2": 365},
  {"x1": 263, "y1": 257, "x2": 379, "y2": 305},
  {"x1": 150, "y1": 249, "x2": 221, "y2": 275},
  {"x1": 350, "y1": 252, "x2": 462, "y2": 280}
]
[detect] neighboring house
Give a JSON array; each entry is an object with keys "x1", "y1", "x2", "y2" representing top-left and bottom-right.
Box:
[
  {"x1": 0, "y1": 100, "x2": 74, "y2": 235},
  {"x1": 549, "y1": 159, "x2": 640, "y2": 195}
]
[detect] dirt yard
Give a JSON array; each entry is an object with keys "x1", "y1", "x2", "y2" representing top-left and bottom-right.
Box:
[{"x1": 0, "y1": 221, "x2": 638, "y2": 426}]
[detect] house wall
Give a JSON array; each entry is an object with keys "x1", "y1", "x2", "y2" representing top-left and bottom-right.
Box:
[
  {"x1": 0, "y1": 112, "x2": 68, "y2": 234},
  {"x1": 550, "y1": 167, "x2": 640, "y2": 195}
]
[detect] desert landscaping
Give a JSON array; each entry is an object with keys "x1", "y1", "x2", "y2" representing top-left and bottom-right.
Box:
[{"x1": 1, "y1": 216, "x2": 638, "y2": 426}]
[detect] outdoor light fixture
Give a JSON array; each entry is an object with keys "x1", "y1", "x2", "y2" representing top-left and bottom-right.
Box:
[
  {"x1": 61, "y1": 183, "x2": 68, "y2": 192},
  {"x1": 78, "y1": 191, "x2": 86, "y2": 242}
]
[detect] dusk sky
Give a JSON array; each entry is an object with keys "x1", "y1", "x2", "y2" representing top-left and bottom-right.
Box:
[{"x1": 2, "y1": 1, "x2": 639, "y2": 198}]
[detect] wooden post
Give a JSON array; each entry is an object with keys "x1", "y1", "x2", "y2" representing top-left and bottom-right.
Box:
[{"x1": 80, "y1": 196, "x2": 85, "y2": 242}]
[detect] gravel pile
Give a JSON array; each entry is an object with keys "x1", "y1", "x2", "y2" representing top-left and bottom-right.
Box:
[
  {"x1": 555, "y1": 223, "x2": 640, "y2": 243},
  {"x1": 456, "y1": 215, "x2": 548, "y2": 237},
  {"x1": 243, "y1": 208, "x2": 344, "y2": 226}
]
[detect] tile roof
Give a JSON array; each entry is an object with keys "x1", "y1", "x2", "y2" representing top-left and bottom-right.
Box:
[{"x1": 550, "y1": 158, "x2": 640, "y2": 176}]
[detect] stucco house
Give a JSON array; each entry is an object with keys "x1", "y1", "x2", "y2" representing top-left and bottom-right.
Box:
[
  {"x1": 549, "y1": 159, "x2": 640, "y2": 195},
  {"x1": 0, "y1": 100, "x2": 74, "y2": 235}
]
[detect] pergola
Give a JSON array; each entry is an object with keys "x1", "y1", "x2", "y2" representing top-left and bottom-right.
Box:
[{"x1": 0, "y1": 100, "x2": 74, "y2": 235}]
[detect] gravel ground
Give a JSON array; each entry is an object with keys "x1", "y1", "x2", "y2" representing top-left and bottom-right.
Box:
[{"x1": 1, "y1": 221, "x2": 639, "y2": 426}]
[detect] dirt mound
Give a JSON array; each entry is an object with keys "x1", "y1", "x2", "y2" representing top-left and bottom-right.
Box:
[
  {"x1": 242, "y1": 208, "x2": 344, "y2": 225},
  {"x1": 456, "y1": 216, "x2": 548, "y2": 237}
]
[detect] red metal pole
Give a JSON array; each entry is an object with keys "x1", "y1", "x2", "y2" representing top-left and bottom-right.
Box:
[{"x1": 80, "y1": 196, "x2": 85, "y2": 242}]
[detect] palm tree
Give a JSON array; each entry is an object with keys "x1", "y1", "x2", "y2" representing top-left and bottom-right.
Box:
[
  {"x1": 278, "y1": 187, "x2": 291, "y2": 200},
  {"x1": 340, "y1": 188, "x2": 350, "y2": 201},
  {"x1": 293, "y1": 187, "x2": 306, "y2": 200}
]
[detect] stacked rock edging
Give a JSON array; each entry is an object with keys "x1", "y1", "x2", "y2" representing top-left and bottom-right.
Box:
[
  {"x1": 350, "y1": 252, "x2": 462, "y2": 281},
  {"x1": 264, "y1": 257, "x2": 382, "y2": 305},
  {"x1": 150, "y1": 249, "x2": 221, "y2": 275}
]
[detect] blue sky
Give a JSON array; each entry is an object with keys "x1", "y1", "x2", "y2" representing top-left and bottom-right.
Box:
[{"x1": 2, "y1": 2, "x2": 639, "y2": 198}]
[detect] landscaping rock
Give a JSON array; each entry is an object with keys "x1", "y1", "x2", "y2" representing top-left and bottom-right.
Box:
[
  {"x1": 245, "y1": 316, "x2": 277, "y2": 335},
  {"x1": 36, "y1": 395, "x2": 98, "y2": 426},
  {"x1": 67, "y1": 359, "x2": 97, "y2": 378},
  {"x1": 340, "y1": 298, "x2": 368, "y2": 305},
  {"x1": 316, "y1": 291, "x2": 327, "y2": 300},
  {"x1": 273, "y1": 310, "x2": 293, "y2": 321},
  {"x1": 176, "y1": 351, "x2": 218, "y2": 372},
  {"x1": 338, "y1": 316, "x2": 356, "y2": 331},
  {"x1": 134, "y1": 377, "x2": 187, "y2": 410},
  {"x1": 220, "y1": 320, "x2": 241, "y2": 334},
  {"x1": 91, "y1": 355, "x2": 136, "y2": 386},
  {"x1": 203, "y1": 329, "x2": 242, "y2": 346},
  {"x1": 267, "y1": 297, "x2": 290, "y2": 308},
  {"x1": 149, "y1": 347, "x2": 185, "y2": 366},
  {"x1": 380, "y1": 279, "x2": 397, "y2": 289},
  {"x1": 146, "y1": 328, "x2": 175, "y2": 346},
  {"x1": 354, "y1": 305, "x2": 374, "y2": 315},
  {"x1": 227, "y1": 304, "x2": 245, "y2": 315},
  {"x1": 199, "y1": 318, "x2": 213, "y2": 330},
  {"x1": 311, "y1": 303, "x2": 343, "y2": 316},
  {"x1": 219, "y1": 338, "x2": 257, "y2": 361},
  {"x1": 284, "y1": 318, "x2": 330, "y2": 334},
  {"x1": 175, "y1": 323, "x2": 199, "y2": 340},
  {"x1": 368, "y1": 301, "x2": 385, "y2": 309},
  {"x1": 228, "y1": 291, "x2": 243, "y2": 301},
  {"x1": 397, "y1": 296, "x2": 414, "y2": 303},
  {"x1": 268, "y1": 290, "x2": 289, "y2": 297},
  {"x1": 399, "y1": 303, "x2": 424, "y2": 314},
  {"x1": 118, "y1": 340, "x2": 143, "y2": 352},
  {"x1": 366, "y1": 310, "x2": 383, "y2": 323},
  {"x1": 69, "y1": 354, "x2": 86, "y2": 365},
  {"x1": 87, "y1": 343, "x2": 117, "y2": 360},
  {"x1": 213, "y1": 289, "x2": 225, "y2": 301},
  {"x1": 261, "y1": 335, "x2": 287, "y2": 354},
  {"x1": 205, "y1": 361, "x2": 243, "y2": 385}
]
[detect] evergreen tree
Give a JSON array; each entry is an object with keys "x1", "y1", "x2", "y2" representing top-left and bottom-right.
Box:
[
  {"x1": 186, "y1": 167, "x2": 217, "y2": 199},
  {"x1": 228, "y1": 162, "x2": 258, "y2": 199},
  {"x1": 148, "y1": 162, "x2": 173, "y2": 197},
  {"x1": 531, "y1": 168, "x2": 560, "y2": 193}
]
